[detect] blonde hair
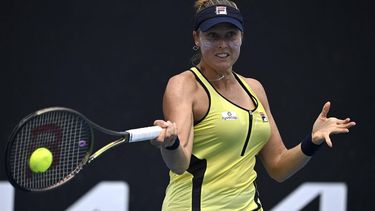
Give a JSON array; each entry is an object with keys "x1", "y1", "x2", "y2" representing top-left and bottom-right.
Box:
[{"x1": 194, "y1": 0, "x2": 239, "y2": 13}]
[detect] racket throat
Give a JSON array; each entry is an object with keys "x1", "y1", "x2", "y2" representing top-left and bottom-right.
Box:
[{"x1": 88, "y1": 137, "x2": 128, "y2": 163}]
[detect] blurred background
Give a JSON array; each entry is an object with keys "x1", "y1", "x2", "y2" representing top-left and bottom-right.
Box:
[{"x1": 0, "y1": 0, "x2": 373, "y2": 210}]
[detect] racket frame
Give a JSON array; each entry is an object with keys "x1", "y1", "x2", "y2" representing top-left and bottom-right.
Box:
[{"x1": 5, "y1": 107, "x2": 160, "y2": 192}]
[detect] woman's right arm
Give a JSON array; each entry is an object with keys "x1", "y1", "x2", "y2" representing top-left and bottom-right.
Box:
[{"x1": 152, "y1": 71, "x2": 196, "y2": 175}]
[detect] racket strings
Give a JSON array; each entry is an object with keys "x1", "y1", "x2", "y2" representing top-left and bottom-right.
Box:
[{"x1": 8, "y1": 111, "x2": 92, "y2": 191}]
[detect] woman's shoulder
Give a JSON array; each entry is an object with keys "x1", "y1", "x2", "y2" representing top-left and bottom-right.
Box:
[
  {"x1": 165, "y1": 70, "x2": 199, "y2": 94},
  {"x1": 163, "y1": 70, "x2": 202, "y2": 107},
  {"x1": 168, "y1": 70, "x2": 198, "y2": 87},
  {"x1": 238, "y1": 75, "x2": 269, "y2": 104},
  {"x1": 171, "y1": 70, "x2": 196, "y2": 80},
  {"x1": 237, "y1": 74, "x2": 265, "y2": 94}
]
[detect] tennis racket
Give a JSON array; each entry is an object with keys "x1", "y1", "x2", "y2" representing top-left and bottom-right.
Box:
[{"x1": 4, "y1": 107, "x2": 162, "y2": 192}]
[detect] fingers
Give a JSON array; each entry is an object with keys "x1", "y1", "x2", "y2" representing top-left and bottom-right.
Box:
[
  {"x1": 162, "y1": 121, "x2": 178, "y2": 148},
  {"x1": 331, "y1": 128, "x2": 350, "y2": 135},
  {"x1": 152, "y1": 120, "x2": 178, "y2": 148},
  {"x1": 154, "y1": 120, "x2": 169, "y2": 127},
  {"x1": 333, "y1": 118, "x2": 356, "y2": 130},
  {"x1": 320, "y1": 101, "x2": 331, "y2": 118},
  {"x1": 151, "y1": 120, "x2": 166, "y2": 148},
  {"x1": 325, "y1": 135, "x2": 333, "y2": 148},
  {"x1": 164, "y1": 121, "x2": 177, "y2": 140},
  {"x1": 321, "y1": 117, "x2": 356, "y2": 147},
  {"x1": 341, "y1": 118, "x2": 356, "y2": 128},
  {"x1": 339, "y1": 122, "x2": 356, "y2": 130},
  {"x1": 347, "y1": 121, "x2": 356, "y2": 128},
  {"x1": 313, "y1": 102, "x2": 356, "y2": 148}
]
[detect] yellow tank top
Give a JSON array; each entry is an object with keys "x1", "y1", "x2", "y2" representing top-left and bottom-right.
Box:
[{"x1": 162, "y1": 67, "x2": 271, "y2": 211}]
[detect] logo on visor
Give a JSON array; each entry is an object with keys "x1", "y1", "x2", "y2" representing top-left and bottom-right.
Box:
[{"x1": 216, "y1": 6, "x2": 227, "y2": 15}]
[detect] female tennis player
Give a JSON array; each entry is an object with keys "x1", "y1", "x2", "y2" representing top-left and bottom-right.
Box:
[{"x1": 152, "y1": 0, "x2": 356, "y2": 210}]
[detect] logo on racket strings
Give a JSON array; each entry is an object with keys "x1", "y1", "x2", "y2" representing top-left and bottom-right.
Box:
[{"x1": 79, "y1": 140, "x2": 88, "y2": 147}]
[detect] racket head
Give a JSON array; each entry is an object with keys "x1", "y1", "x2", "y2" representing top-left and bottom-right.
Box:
[{"x1": 5, "y1": 107, "x2": 94, "y2": 191}]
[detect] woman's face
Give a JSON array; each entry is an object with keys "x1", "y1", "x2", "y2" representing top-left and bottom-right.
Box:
[{"x1": 195, "y1": 23, "x2": 243, "y2": 71}]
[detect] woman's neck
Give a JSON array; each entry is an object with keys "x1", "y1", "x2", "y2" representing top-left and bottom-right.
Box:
[{"x1": 197, "y1": 64, "x2": 234, "y2": 82}]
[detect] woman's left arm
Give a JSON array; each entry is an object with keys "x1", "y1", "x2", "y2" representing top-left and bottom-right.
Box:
[{"x1": 246, "y1": 78, "x2": 356, "y2": 182}]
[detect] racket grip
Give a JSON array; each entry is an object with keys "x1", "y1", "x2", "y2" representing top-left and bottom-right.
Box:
[{"x1": 127, "y1": 126, "x2": 162, "y2": 142}]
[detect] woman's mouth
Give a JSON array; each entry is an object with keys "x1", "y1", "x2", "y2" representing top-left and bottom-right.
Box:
[{"x1": 216, "y1": 53, "x2": 229, "y2": 58}]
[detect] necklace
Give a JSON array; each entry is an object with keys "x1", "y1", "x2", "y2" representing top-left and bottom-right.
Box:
[{"x1": 208, "y1": 74, "x2": 225, "y2": 82}]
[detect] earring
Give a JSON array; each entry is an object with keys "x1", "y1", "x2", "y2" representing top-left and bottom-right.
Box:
[{"x1": 192, "y1": 45, "x2": 200, "y2": 51}]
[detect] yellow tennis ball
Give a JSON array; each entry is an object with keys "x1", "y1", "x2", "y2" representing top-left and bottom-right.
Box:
[{"x1": 29, "y1": 147, "x2": 53, "y2": 173}]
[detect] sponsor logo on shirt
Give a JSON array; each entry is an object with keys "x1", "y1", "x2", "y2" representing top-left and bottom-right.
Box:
[
  {"x1": 222, "y1": 111, "x2": 238, "y2": 120},
  {"x1": 260, "y1": 112, "x2": 268, "y2": 122}
]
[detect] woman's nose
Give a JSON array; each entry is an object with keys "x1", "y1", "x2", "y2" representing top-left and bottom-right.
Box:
[{"x1": 217, "y1": 39, "x2": 229, "y2": 48}]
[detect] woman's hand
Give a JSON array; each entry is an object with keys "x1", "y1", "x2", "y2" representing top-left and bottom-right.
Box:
[
  {"x1": 151, "y1": 120, "x2": 178, "y2": 149},
  {"x1": 312, "y1": 101, "x2": 356, "y2": 147}
]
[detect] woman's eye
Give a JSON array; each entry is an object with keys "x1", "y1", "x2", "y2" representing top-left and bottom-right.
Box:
[
  {"x1": 226, "y1": 31, "x2": 236, "y2": 38},
  {"x1": 204, "y1": 30, "x2": 238, "y2": 41},
  {"x1": 207, "y1": 33, "x2": 217, "y2": 39}
]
